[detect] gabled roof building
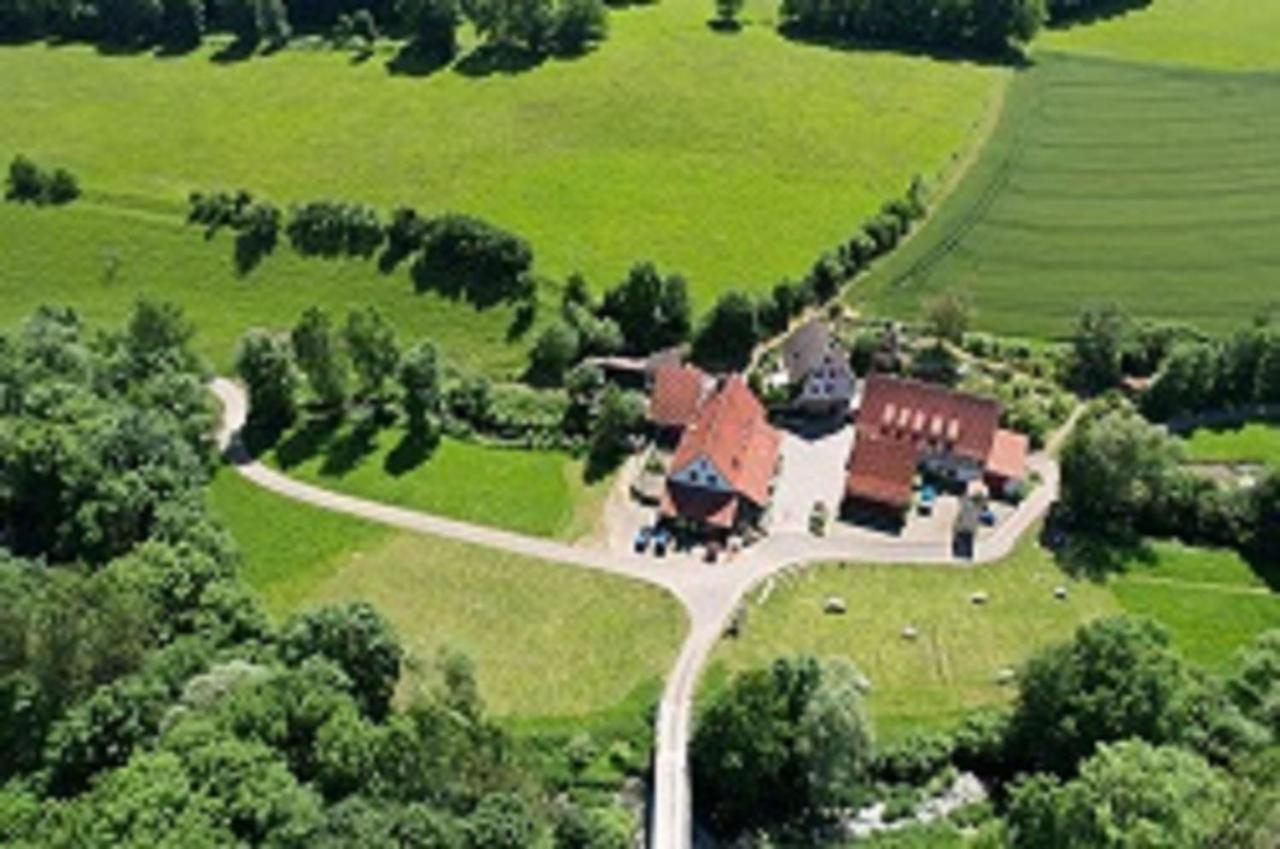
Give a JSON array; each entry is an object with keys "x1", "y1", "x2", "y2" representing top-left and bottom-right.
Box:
[
  {"x1": 661, "y1": 375, "x2": 781, "y2": 534},
  {"x1": 845, "y1": 375, "x2": 1027, "y2": 514},
  {"x1": 782, "y1": 319, "x2": 855, "y2": 416}
]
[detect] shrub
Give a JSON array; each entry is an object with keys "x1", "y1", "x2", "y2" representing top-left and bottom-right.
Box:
[
  {"x1": 286, "y1": 200, "x2": 385, "y2": 259},
  {"x1": 413, "y1": 213, "x2": 534, "y2": 304},
  {"x1": 5, "y1": 156, "x2": 81, "y2": 206}
]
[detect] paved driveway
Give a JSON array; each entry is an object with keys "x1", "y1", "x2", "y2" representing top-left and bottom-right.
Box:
[{"x1": 769, "y1": 422, "x2": 854, "y2": 533}]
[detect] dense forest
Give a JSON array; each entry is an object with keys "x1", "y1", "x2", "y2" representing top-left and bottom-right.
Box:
[{"x1": 0, "y1": 304, "x2": 639, "y2": 849}]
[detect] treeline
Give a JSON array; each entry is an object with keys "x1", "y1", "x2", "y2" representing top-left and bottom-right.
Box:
[
  {"x1": 1140, "y1": 318, "x2": 1280, "y2": 422},
  {"x1": 695, "y1": 618, "x2": 1280, "y2": 844},
  {"x1": 238, "y1": 304, "x2": 646, "y2": 469},
  {"x1": 5, "y1": 155, "x2": 80, "y2": 206},
  {"x1": 0, "y1": 303, "x2": 642, "y2": 849},
  {"x1": 1060, "y1": 398, "x2": 1279, "y2": 564},
  {"x1": 778, "y1": 0, "x2": 1045, "y2": 57},
  {"x1": 186, "y1": 190, "x2": 536, "y2": 308},
  {"x1": 0, "y1": 0, "x2": 607, "y2": 60}
]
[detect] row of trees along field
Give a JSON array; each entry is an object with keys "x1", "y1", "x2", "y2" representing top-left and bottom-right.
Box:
[
  {"x1": 0, "y1": 0, "x2": 609, "y2": 58},
  {"x1": 778, "y1": 0, "x2": 1045, "y2": 56},
  {"x1": 0, "y1": 303, "x2": 641, "y2": 849},
  {"x1": 695, "y1": 619, "x2": 1280, "y2": 845}
]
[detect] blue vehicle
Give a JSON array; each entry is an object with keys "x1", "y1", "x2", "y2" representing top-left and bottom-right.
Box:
[
  {"x1": 633, "y1": 526, "x2": 653, "y2": 553},
  {"x1": 652, "y1": 528, "x2": 673, "y2": 557},
  {"x1": 918, "y1": 485, "x2": 937, "y2": 515},
  {"x1": 980, "y1": 506, "x2": 997, "y2": 526}
]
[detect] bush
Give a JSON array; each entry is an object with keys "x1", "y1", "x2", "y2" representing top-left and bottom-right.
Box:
[
  {"x1": 5, "y1": 156, "x2": 81, "y2": 206},
  {"x1": 286, "y1": 200, "x2": 385, "y2": 259},
  {"x1": 413, "y1": 213, "x2": 534, "y2": 304}
]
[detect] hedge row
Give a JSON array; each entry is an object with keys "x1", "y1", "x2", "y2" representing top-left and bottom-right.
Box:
[{"x1": 5, "y1": 155, "x2": 80, "y2": 206}]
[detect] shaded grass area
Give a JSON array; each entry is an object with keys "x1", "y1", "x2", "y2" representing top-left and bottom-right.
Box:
[
  {"x1": 707, "y1": 538, "x2": 1120, "y2": 739},
  {"x1": 853, "y1": 52, "x2": 1280, "y2": 337},
  {"x1": 1107, "y1": 540, "x2": 1280, "y2": 671},
  {"x1": 0, "y1": 203, "x2": 538, "y2": 377},
  {"x1": 706, "y1": 536, "x2": 1278, "y2": 740},
  {"x1": 261, "y1": 417, "x2": 611, "y2": 539},
  {"x1": 1181, "y1": 421, "x2": 1280, "y2": 466},
  {"x1": 0, "y1": 1, "x2": 1003, "y2": 306},
  {"x1": 208, "y1": 469, "x2": 685, "y2": 721},
  {"x1": 1040, "y1": 0, "x2": 1280, "y2": 71}
]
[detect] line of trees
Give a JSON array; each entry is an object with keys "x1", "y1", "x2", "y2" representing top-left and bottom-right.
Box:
[
  {"x1": 694, "y1": 617, "x2": 1280, "y2": 844},
  {"x1": 0, "y1": 303, "x2": 642, "y2": 848},
  {"x1": 778, "y1": 0, "x2": 1046, "y2": 56},
  {"x1": 1059, "y1": 398, "x2": 1279, "y2": 564},
  {"x1": 1139, "y1": 317, "x2": 1280, "y2": 422},
  {"x1": 0, "y1": 0, "x2": 606, "y2": 59}
]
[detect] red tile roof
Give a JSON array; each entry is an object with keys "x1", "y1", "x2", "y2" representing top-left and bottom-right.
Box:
[
  {"x1": 856, "y1": 375, "x2": 1000, "y2": 464},
  {"x1": 845, "y1": 436, "x2": 917, "y2": 509},
  {"x1": 647, "y1": 364, "x2": 711, "y2": 429},
  {"x1": 986, "y1": 428, "x2": 1028, "y2": 482},
  {"x1": 668, "y1": 375, "x2": 781, "y2": 507}
]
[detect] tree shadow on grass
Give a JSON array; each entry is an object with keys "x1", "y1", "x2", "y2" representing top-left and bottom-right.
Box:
[
  {"x1": 706, "y1": 18, "x2": 743, "y2": 33},
  {"x1": 318, "y1": 414, "x2": 382, "y2": 477},
  {"x1": 1047, "y1": 0, "x2": 1151, "y2": 30},
  {"x1": 776, "y1": 24, "x2": 1030, "y2": 68},
  {"x1": 273, "y1": 414, "x2": 343, "y2": 470},
  {"x1": 211, "y1": 39, "x2": 257, "y2": 64},
  {"x1": 454, "y1": 43, "x2": 546, "y2": 78},
  {"x1": 386, "y1": 42, "x2": 452, "y2": 77},
  {"x1": 385, "y1": 429, "x2": 441, "y2": 476},
  {"x1": 1052, "y1": 531, "x2": 1155, "y2": 582}
]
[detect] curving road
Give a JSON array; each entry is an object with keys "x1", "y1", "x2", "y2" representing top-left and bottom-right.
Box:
[{"x1": 211, "y1": 378, "x2": 1062, "y2": 849}]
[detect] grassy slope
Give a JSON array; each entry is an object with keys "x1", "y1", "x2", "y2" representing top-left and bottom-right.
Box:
[
  {"x1": 852, "y1": 0, "x2": 1280, "y2": 337},
  {"x1": 1182, "y1": 422, "x2": 1280, "y2": 466},
  {"x1": 265, "y1": 419, "x2": 611, "y2": 539},
  {"x1": 1040, "y1": 0, "x2": 1280, "y2": 71},
  {"x1": 708, "y1": 539, "x2": 1120, "y2": 738},
  {"x1": 208, "y1": 469, "x2": 685, "y2": 720},
  {"x1": 0, "y1": 0, "x2": 1002, "y2": 309},
  {"x1": 0, "y1": 203, "x2": 537, "y2": 377},
  {"x1": 1110, "y1": 541, "x2": 1280, "y2": 671},
  {"x1": 708, "y1": 538, "x2": 1279, "y2": 738}
]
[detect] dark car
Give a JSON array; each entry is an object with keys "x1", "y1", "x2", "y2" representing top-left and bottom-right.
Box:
[
  {"x1": 652, "y1": 528, "x2": 672, "y2": 557},
  {"x1": 633, "y1": 526, "x2": 653, "y2": 553}
]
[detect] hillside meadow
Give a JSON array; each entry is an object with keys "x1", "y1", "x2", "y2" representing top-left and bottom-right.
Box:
[
  {"x1": 707, "y1": 538, "x2": 1279, "y2": 739},
  {"x1": 0, "y1": 0, "x2": 1004, "y2": 313},
  {"x1": 208, "y1": 469, "x2": 686, "y2": 723}
]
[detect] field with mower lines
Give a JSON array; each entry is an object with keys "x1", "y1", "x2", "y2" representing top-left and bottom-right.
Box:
[{"x1": 856, "y1": 52, "x2": 1280, "y2": 337}]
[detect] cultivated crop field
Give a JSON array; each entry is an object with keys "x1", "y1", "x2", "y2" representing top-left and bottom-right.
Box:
[
  {"x1": 209, "y1": 471, "x2": 685, "y2": 721},
  {"x1": 0, "y1": 0, "x2": 1003, "y2": 314},
  {"x1": 855, "y1": 50, "x2": 1280, "y2": 337}
]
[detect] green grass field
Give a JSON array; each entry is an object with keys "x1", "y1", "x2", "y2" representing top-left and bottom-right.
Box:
[
  {"x1": 1041, "y1": 0, "x2": 1280, "y2": 71},
  {"x1": 0, "y1": 203, "x2": 537, "y2": 376},
  {"x1": 853, "y1": 50, "x2": 1280, "y2": 337},
  {"x1": 707, "y1": 537, "x2": 1278, "y2": 738},
  {"x1": 208, "y1": 469, "x2": 685, "y2": 721},
  {"x1": 1181, "y1": 422, "x2": 1280, "y2": 466},
  {"x1": 263, "y1": 419, "x2": 611, "y2": 539},
  {"x1": 0, "y1": 1, "x2": 1003, "y2": 311}
]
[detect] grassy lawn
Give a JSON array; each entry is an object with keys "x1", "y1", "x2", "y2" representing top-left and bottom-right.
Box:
[
  {"x1": 1181, "y1": 421, "x2": 1280, "y2": 466},
  {"x1": 0, "y1": 0, "x2": 1003, "y2": 310},
  {"x1": 261, "y1": 418, "x2": 611, "y2": 539},
  {"x1": 706, "y1": 537, "x2": 1279, "y2": 739},
  {"x1": 706, "y1": 539, "x2": 1121, "y2": 739},
  {"x1": 1109, "y1": 540, "x2": 1280, "y2": 671},
  {"x1": 1040, "y1": 0, "x2": 1280, "y2": 71},
  {"x1": 852, "y1": 51, "x2": 1280, "y2": 337},
  {"x1": 208, "y1": 469, "x2": 685, "y2": 721},
  {"x1": 0, "y1": 203, "x2": 537, "y2": 377}
]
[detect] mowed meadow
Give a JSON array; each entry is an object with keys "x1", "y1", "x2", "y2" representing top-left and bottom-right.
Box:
[
  {"x1": 855, "y1": 0, "x2": 1280, "y2": 337},
  {"x1": 0, "y1": 0, "x2": 1004, "y2": 341}
]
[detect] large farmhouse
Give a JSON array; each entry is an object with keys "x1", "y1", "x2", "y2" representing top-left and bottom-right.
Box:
[
  {"x1": 661, "y1": 375, "x2": 782, "y2": 536},
  {"x1": 844, "y1": 375, "x2": 1028, "y2": 515},
  {"x1": 646, "y1": 362, "x2": 714, "y2": 444}
]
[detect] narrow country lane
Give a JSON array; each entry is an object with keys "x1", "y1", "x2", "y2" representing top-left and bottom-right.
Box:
[{"x1": 211, "y1": 378, "x2": 1063, "y2": 849}]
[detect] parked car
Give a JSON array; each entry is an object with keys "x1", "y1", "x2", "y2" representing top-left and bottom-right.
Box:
[
  {"x1": 980, "y1": 507, "x2": 997, "y2": 526},
  {"x1": 633, "y1": 526, "x2": 653, "y2": 553},
  {"x1": 653, "y1": 528, "x2": 672, "y2": 557}
]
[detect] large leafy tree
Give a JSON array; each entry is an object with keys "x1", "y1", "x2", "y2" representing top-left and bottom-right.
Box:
[
  {"x1": 1007, "y1": 617, "x2": 1189, "y2": 776},
  {"x1": 291, "y1": 307, "x2": 348, "y2": 410},
  {"x1": 692, "y1": 656, "x2": 874, "y2": 835},
  {"x1": 235, "y1": 328, "x2": 299, "y2": 433},
  {"x1": 1006, "y1": 741, "x2": 1234, "y2": 849},
  {"x1": 343, "y1": 307, "x2": 400, "y2": 404},
  {"x1": 280, "y1": 603, "x2": 403, "y2": 721},
  {"x1": 599, "y1": 261, "x2": 691, "y2": 355}
]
